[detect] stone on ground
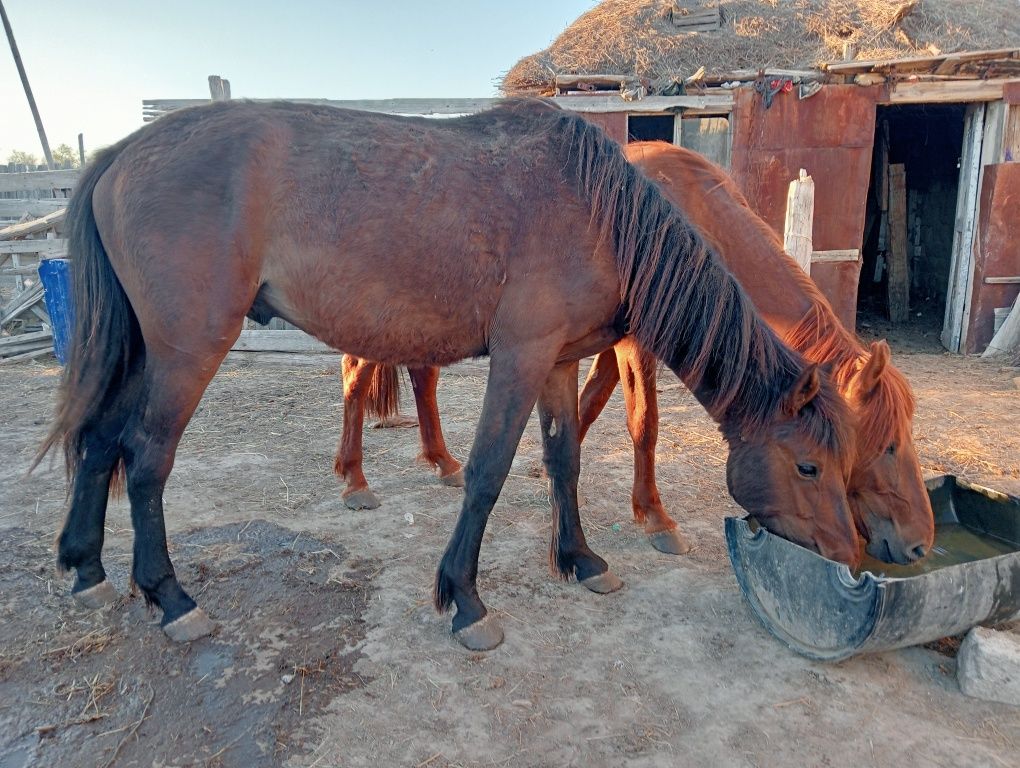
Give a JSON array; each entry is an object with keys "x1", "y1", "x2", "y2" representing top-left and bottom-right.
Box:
[{"x1": 957, "y1": 626, "x2": 1020, "y2": 707}]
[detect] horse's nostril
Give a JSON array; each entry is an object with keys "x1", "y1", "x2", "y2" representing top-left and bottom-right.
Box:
[{"x1": 911, "y1": 544, "x2": 928, "y2": 560}]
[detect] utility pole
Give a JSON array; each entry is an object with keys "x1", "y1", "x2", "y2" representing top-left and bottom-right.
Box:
[{"x1": 1, "y1": 0, "x2": 54, "y2": 168}]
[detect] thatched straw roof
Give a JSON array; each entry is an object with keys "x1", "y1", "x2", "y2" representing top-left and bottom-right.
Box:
[{"x1": 502, "y1": 0, "x2": 1020, "y2": 94}]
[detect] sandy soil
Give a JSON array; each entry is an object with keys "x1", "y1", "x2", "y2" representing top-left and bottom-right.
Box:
[{"x1": 0, "y1": 340, "x2": 1018, "y2": 768}]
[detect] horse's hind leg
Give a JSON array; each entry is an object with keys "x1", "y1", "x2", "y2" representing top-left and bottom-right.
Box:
[
  {"x1": 408, "y1": 365, "x2": 463, "y2": 487},
  {"x1": 120, "y1": 347, "x2": 232, "y2": 641},
  {"x1": 57, "y1": 368, "x2": 143, "y2": 607},
  {"x1": 578, "y1": 349, "x2": 621, "y2": 442},
  {"x1": 335, "y1": 355, "x2": 382, "y2": 510},
  {"x1": 614, "y1": 337, "x2": 690, "y2": 555},
  {"x1": 541, "y1": 361, "x2": 623, "y2": 594}
]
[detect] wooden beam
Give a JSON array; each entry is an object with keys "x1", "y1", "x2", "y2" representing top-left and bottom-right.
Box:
[
  {"x1": 555, "y1": 74, "x2": 637, "y2": 93},
  {"x1": 783, "y1": 169, "x2": 814, "y2": 274},
  {"x1": 0, "y1": 280, "x2": 43, "y2": 326},
  {"x1": 553, "y1": 94, "x2": 733, "y2": 115},
  {"x1": 825, "y1": 47, "x2": 1020, "y2": 75},
  {"x1": 0, "y1": 168, "x2": 78, "y2": 194},
  {"x1": 0, "y1": 199, "x2": 67, "y2": 219},
  {"x1": 984, "y1": 276, "x2": 1020, "y2": 285},
  {"x1": 885, "y1": 79, "x2": 1014, "y2": 105},
  {"x1": 0, "y1": 239, "x2": 65, "y2": 256},
  {"x1": 887, "y1": 164, "x2": 910, "y2": 323},
  {"x1": 811, "y1": 249, "x2": 860, "y2": 263},
  {"x1": 231, "y1": 329, "x2": 332, "y2": 353},
  {"x1": 0, "y1": 207, "x2": 64, "y2": 240},
  {"x1": 0, "y1": 344, "x2": 53, "y2": 365}
]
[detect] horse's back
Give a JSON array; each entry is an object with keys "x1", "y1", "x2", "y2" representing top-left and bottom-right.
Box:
[{"x1": 89, "y1": 101, "x2": 621, "y2": 366}]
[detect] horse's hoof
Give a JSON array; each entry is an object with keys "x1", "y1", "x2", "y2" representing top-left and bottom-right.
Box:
[
  {"x1": 72, "y1": 580, "x2": 118, "y2": 609},
  {"x1": 373, "y1": 414, "x2": 418, "y2": 429},
  {"x1": 343, "y1": 488, "x2": 381, "y2": 510},
  {"x1": 648, "y1": 529, "x2": 692, "y2": 556},
  {"x1": 163, "y1": 607, "x2": 216, "y2": 642},
  {"x1": 454, "y1": 614, "x2": 504, "y2": 651},
  {"x1": 440, "y1": 468, "x2": 465, "y2": 488},
  {"x1": 580, "y1": 570, "x2": 624, "y2": 594}
]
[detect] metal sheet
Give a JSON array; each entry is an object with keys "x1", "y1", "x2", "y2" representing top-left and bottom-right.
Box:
[
  {"x1": 730, "y1": 86, "x2": 878, "y2": 329},
  {"x1": 965, "y1": 161, "x2": 1020, "y2": 352}
]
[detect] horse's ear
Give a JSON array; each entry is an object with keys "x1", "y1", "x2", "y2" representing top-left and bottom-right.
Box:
[
  {"x1": 856, "y1": 340, "x2": 890, "y2": 397},
  {"x1": 785, "y1": 364, "x2": 821, "y2": 415}
]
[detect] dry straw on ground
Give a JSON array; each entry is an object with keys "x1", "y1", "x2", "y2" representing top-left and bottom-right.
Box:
[{"x1": 502, "y1": 0, "x2": 1020, "y2": 94}]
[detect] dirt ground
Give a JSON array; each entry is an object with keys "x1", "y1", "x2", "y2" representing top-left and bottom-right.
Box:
[{"x1": 1, "y1": 330, "x2": 1018, "y2": 768}]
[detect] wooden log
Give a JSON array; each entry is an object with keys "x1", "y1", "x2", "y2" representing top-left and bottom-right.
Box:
[
  {"x1": 982, "y1": 295, "x2": 1020, "y2": 358},
  {"x1": 0, "y1": 208, "x2": 65, "y2": 240},
  {"x1": 783, "y1": 169, "x2": 814, "y2": 274},
  {"x1": 825, "y1": 47, "x2": 1020, "y2": 75},
  {"x1": 555, "y1": 74, "x2": 637, "y2": 93},
  {"x1": 887, "y1": 164, "x2": 910, "y2": 323}
]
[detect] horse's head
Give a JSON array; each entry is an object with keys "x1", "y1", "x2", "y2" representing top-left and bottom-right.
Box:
[
  {"x1": 845, "y1": 341, "x2": 934, "y2": 564},
  {"x1": 724, "y1": 364, "x2": 862, "y2": 569}
]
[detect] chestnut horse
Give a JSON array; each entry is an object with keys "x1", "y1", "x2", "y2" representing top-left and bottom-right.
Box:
[
  {"x1": 337, "y1": 142, "x2": 933, "y2": 566},
  {"x1": 37, "y1": 100, "x2": 857, "y2": 651},
  {"x1": 578, "y1": 142, "x2": 932, "y2": 565}
]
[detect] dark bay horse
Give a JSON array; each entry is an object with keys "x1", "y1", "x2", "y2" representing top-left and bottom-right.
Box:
[
  {"x1": 337, "y1": 142, "x2": 932, "y2": 566},
  {"x1": 38, "y1": 100, "x2": 858, "y2": 651}
]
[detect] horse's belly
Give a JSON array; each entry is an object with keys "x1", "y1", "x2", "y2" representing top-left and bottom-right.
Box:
[{"x1": 259, "y1": 266, "x2": 495, "y2": 366}]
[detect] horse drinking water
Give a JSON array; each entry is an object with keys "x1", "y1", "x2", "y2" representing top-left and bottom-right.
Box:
[{"x1": 38, "y1": 100, "x2": 857, "y2": 650}]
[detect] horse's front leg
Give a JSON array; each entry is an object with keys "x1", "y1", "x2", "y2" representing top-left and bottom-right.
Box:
[
  {"x1": 542, "y1": 361, "x2": 623, "y2": 593},
  {"x1": 334, "y1": 354, "x2": 382, "y2": 510},
  {"x1": 408, "y1": 365, "x2": 464, "y2": 487},
  {"x1": 434, "y1": 343, "x2": 556, "y2": 651},
  {"x1": 613, "y1": 337, "x2": 691, "y2": 555}
]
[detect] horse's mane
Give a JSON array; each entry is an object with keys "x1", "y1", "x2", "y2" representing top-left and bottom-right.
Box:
[
  {"x1": 482, "y1": 101, "x2": 854, "y2": 462},
  {"x1": 636, "y1": 141, "x2": 912, "y2": 467}
]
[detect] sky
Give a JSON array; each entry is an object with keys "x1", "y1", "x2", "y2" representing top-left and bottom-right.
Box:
[{"x1": 1, "y1": 0, "x2": 596, "y2": 160}]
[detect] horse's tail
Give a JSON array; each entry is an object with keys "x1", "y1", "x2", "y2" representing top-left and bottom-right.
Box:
[
  {"x1": 33, "y1": 139, "x2": 140, "y2": 488},
  {"x1": 365, "y1": 364, "x2": 402, "y2": 419}
]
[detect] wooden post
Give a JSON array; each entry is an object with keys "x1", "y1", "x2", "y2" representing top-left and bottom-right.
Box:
[
  {"x1": 0, "y1": 0, "x2": 54, "y2": 168},
  {"x1": 77, "y1": 133, "x2": 85, "y2": 166},
  {"x1": 784, "y1": 169, "x2": 814, "y2": 274},
  {"x1": 208, "y1": 75, "x2": 231, "y2": 101},
  {"x1": 887, "y1": 164, "x2": 910, "y2": 322}
]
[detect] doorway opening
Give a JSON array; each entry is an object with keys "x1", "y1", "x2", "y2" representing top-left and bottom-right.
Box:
[{"x1": 857, "y1": 104, "x2": 966, "y2": 335}]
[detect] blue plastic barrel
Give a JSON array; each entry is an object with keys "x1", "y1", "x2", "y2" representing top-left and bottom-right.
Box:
[{"x1": 37, "y1": 257, "x2": 74, "y2": 365}]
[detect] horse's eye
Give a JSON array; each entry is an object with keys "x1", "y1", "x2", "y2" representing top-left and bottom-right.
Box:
[
  {"x1": 885, "y1": 443, "x2": 896, "y2": 456},
  {"x1": 797, "y1": 463, "x2": 818, "y2": 479}
]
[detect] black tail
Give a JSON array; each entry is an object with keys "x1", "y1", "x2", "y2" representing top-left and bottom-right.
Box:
[{"x1": 33, "y1": 138, "x2": 141, "y2": 484}]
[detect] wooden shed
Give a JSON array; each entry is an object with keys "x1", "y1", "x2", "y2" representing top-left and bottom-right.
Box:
[{"x1": 503, "y1": 0, "x2": 1020, "y2": 353}]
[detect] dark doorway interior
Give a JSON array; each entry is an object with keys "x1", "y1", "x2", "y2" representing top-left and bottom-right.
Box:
[
  {"x1": 858, "y1": 104, "x2": 965, "y2": 332},
  {"x1": 627, "y1": 114, "x2": 674, "y2": 142}
]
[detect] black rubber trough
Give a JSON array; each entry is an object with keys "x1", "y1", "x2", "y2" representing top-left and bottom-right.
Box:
[{"x1": 726, "y1": 475, "x2": 1020, "y2": 661}]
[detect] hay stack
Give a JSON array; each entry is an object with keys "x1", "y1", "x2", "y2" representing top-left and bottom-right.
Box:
[{"x1": 502, "y1": 0, "x2": 1020, "y2": 94}]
